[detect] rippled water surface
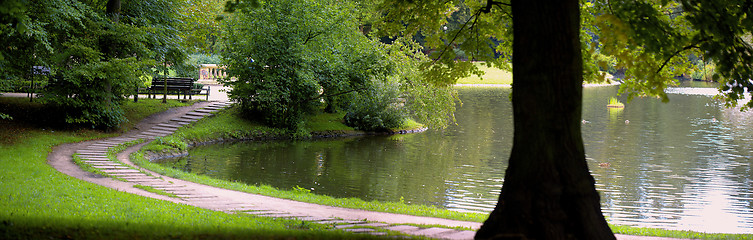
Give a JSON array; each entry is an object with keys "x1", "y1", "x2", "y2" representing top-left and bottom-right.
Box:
[{"x1": 159, "y1": 83, "x2": 753, "y2": 233}]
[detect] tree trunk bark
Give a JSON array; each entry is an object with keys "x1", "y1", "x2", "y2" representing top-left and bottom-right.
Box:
[{"x1": 475, "y1": 0, "x2": 615, "y2": 239}]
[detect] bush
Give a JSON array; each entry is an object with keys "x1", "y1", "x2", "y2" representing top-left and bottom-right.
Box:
[{"x1": 344, "y1": 80, "x2": 406, "y2": 131}]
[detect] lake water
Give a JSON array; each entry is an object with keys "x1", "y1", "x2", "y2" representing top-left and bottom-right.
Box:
[{"x1": 158, "y1": 83, "x2": 753, "y2": 234}]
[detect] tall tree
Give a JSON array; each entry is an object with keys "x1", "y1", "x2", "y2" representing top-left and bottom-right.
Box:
[
  {"x1": 221, "y1": 0, "x2": 457, "y2": 132},
  {"x1": 377, "y1": 0, "x2": 753, "y2": 239},
  {"x1": 473, "y1": 0, "x2": 614, "y2": 238}
]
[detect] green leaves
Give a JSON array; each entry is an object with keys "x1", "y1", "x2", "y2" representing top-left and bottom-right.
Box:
[
  {"x1": 177, "y1": 0, "x2": 226, "y2": 54},
  {"x1": 344, "y1": 79, "x2": 407, "y2": 131},
  {"x1": 677, "y1": 0, "x2": 753, "y2": 109},
  {"x1": 377, "y1": 0, "x2": 511, "y2": 86},
  {"x1": 222, "y1": 0, "x2": 393, "y2": 130},
  {"x1": 592, "y1": 0, "x2": 753, "y2": 109},
  {"x1": 1, "y1": 0, "x2": 186, "y2": 129},
  {"x1": 594, "y1": 1, "x2": 696, "y2": 102}
]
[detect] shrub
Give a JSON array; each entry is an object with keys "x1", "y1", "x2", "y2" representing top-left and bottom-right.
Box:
[{"x1": 344, "y1": 80, "x2": 406, "y2": 131}]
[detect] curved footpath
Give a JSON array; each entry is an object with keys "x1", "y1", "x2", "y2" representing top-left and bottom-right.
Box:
[{"x1": 46, "y1": 99, "x2": 687, "y2": 240}]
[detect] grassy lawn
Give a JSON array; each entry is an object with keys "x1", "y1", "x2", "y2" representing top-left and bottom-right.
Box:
[
  {"x1": 0, "y1": 97, "x2": 375, "y2": 239},
  {"x1": 455, "y1": 62, "x2": 513, "y2": 85}
]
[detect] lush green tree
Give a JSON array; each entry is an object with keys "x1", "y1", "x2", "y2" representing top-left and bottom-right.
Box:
[
  {"x1": 220, "y1": 0, "x2": 455, "y2": 132},
  {"x1": 378, "y1": 0, "x2": 753, "y2": 239},
  {"x1": 221, "y1": 0, "x2": 352, "y2": 130},
  {"x1": 0, "y1": 0, "x2": 186, "y2": 128},
  {"x1": 178, "y1": 0, "x2": 226, "y2": 54},
  {"x1": 0, "y1": 0, "x2": 30, "y2": 120}
]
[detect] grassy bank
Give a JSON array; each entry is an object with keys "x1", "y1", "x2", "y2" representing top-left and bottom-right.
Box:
[
  {"x1": 455, "y1": 62, "x2": 513, "y2": 85},
  {"x1": 135, "y1": 104, "x2": 751, "y2": 240},
  {"x1": 136, "y1": 107, "x2": 482, "y2": 222},
  {"x1": 0, "y1": 97, "x2": 374, "y2": 239}
]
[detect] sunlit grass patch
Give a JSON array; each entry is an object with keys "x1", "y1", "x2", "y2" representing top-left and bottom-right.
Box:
[
  {"x1": 305, "y1": 112, "x2": 356, "y2": 132},
  {"x1": 398, "y1": 118, "x2": 424, "y2": 131},
  {"x1": 0, "y1": 130, "x2": 336, "y2": 239},
  {"x1": 456, "y1": 62, "x2": 513, "y2": 85},
  {"x1": 609, "y1": 224, "x2": 752, "y2": 240}
]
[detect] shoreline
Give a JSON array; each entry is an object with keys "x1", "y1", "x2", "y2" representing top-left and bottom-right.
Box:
[{"x1": 454, "y1": 81, "x2": 621, "y2": 88}]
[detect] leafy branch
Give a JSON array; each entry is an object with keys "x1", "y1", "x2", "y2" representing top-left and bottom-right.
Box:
[
  {"x1": 655, "y1": 37, "x2": 708, "y2": 74},
  {"x1": 431, "y1": 8, "x2": 483, "y2": 64}
]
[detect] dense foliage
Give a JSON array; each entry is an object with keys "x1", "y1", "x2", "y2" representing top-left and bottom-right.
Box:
[
  {"x1": 378, "y1": 0, "x2": 753, "y2": 109},
  {"x1": 178, "y1": 0, "x2": 226, "y2": 54},
  {"x1": 221, "y1": 0, "x2": 457, "y2": 131},
  {"x1": 343, "y1": 80, "x2": 406, "y2": 131},
  {"x1": 0, "y1": 0, "x2": 186, "y2": 128},
  {"x1": 596, "y1": 0, "x2": 753, "y2": 109}
]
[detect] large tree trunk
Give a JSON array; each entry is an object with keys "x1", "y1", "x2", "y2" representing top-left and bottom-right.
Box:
[{"x1": 475, "y1": 0, "x2": 615, "y2": 239}]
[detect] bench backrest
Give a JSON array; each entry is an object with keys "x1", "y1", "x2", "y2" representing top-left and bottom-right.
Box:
[{"x1": 151, "y1": 77, "x2": 195, "y2": 89}]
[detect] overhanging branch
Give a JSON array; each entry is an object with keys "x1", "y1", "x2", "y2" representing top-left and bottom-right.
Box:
[
  {"x1": 655, "y1": 38, "x2": 708, "y2": 74},
  {"x1": 431, "y1": 9, "x2": 483, "y2": 64}
]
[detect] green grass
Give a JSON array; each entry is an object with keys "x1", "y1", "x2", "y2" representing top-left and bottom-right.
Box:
[
  {"x1": 304, "y1": 112, "x2": 423, "y2": 136},
  {"x1": 121, "y1": 99, "x2": 198, "y2": 131},
  {"x1": 610, "y1": 225, "x2": 751, "y2": 240},
  {"x1": 133, "y1": 184, "x2": 179, "y2": 198},
  {"x1": 0, "y1": 97, "x2": 378, "y2": 239},
  {"x1": 455, "y1": 62, "x2": 513, "y2": 85},
  {"x1": 148, "y1": 106, "x2": 289, "y2": 151},
  {"x1": 305, "y1": 112, "x2": 357, "y2": 132},
  {"x1": 607, "y1": 96, "x2": 625, "y2": 108},
  {"x1": 400, "y1": 118, "x2": 424, "y2": 130}
]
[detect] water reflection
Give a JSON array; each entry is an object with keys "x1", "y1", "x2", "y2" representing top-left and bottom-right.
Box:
[{"x1": 159, "y1": 83, "x2": 753, "y2": 234}]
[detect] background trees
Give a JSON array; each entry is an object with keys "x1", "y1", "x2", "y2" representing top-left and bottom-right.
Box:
[
  {"x1": 221, "y1": 0, "x2": 456, "y2": 132},
  {"x1": 0, "y1": 0, "x2": 186, "y2": 128},
  {"x1": 178, "y1": 0, "x2": 226, "y2": 55}
]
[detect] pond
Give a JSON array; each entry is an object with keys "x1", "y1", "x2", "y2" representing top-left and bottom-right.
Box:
[{"x1": 158, "y1": 83, "x2": 753, "y2": 234}]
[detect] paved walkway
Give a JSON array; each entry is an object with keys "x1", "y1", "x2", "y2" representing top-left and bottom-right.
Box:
[{"x1": 38, "y1": 92, "x2": 689, "y2": 240}]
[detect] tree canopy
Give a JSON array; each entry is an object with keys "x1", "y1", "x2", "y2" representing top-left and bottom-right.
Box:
[
  {"x1": 0, "y1": 0, "x2": 187, "y2": 128},
  {"x1": 178, "y1": 0, "x2": 226, "y2": 54},
  {"x1": 220, "y1": 0, "x2": 457, "y2": 132}
]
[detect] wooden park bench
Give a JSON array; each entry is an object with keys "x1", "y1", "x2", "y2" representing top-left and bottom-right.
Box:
[{"x1": 142, "y1": 77, "x2": 210, "y2": 100}]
